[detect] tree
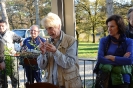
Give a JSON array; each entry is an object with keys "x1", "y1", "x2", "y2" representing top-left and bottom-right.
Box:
[
  {"x1": 6, "y1": 0, "x2": 51, "y2": 29},
  {"x1": 75, "y1": 0, "x2": 107, "y2": 43},
  {"x1": 0, "y1": 0, "x2": 10, "y2": 30},
  {"x1": 34, "y1": 0, "x2": 40, "y2": 26},
  {"x1": 106, "y1": 0, "x2": 113, "y2": 17},
  {"x1": 113, "y1": 0, "x2": 132, "y2": 24}
]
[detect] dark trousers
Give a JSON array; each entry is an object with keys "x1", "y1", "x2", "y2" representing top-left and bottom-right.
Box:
[
  {"x1": 0, "y1": 69, "x2": 7, "y2": 88},
  {"x1": 24, "y1": 65, "x2": 42, "y2": 83},
  {"x1": 108, "y1": 84, "x2": 129, "y2": 88},
  {"x1": 0, "y1": 69, "x2": 18, "y2": 88}
]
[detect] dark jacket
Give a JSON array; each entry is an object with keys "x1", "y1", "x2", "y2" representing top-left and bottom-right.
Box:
[
  {"x1": 0, "y1": 39, "x2": 5, "y2": 63},
  {"x1": 125, "y1": 24, "x2": 133, "y2": 38}
]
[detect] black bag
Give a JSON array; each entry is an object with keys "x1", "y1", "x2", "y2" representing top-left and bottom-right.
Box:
[{"x1": 94, "y1": 70, "x2": 110, "y2": 88}]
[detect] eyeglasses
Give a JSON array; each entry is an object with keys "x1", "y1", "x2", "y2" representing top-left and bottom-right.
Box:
[{"x1": 30, "y1": 30, "x2": 39, "y2": 32}]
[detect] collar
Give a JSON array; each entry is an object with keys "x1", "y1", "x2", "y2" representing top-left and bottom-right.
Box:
[
  {"x1": 30, "y1": 36, "x2": 40, "y2": 40},
  {"x1": 51, "y1": 31, "x2": 63, "y2": 43},
  {"x1": 0, "y1": 30, "x2": 7, "y2": 37}
]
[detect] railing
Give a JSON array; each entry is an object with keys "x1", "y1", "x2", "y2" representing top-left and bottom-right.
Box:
[
  {"x1": 0, "y1": 55, "x2": 97, "y2": 88},
  {"x1": 79, "y1": 58, "x2": 97, "y2": 88}
]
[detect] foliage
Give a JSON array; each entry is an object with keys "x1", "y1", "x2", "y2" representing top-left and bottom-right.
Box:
[
  {"x1": 3, "y1": 46, "x2": 14, "y2": 75},
  {"x1": 19, "y1": 40, "x2": 41, "y2": 67},
  {"x1": 20, "y1": 40, "x2": 41, "y2": 57},
  {"x1": 2, "y1": 40, "x2": 40, "y2": 75},
  {"x1": 113, "y1": 1, "x2": 132, "y2": 24},
  {"x1": 75, "y1": 0, "x2": 133, "y2": 42},
  {"x1": 75, "y1": 0, "x2": 107, "y2": 43},
  {"x1": 28, "y1": 41, "x2": 39, "y2": 50},
  {"x1": 1, "y1": 0, "x2": 133, "y2": 42},
  {"x1": 5, "y1": 0, "x2": 51, "y2": 29}
]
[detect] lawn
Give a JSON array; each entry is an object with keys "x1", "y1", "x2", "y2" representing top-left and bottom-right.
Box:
[{"x1": 78, "y1": 42, "x2": 99, "y2": 59}]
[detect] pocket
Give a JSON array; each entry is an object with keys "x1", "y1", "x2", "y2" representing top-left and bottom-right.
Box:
[
  {"x1": 63, "y1": 65, "x2": 79, "y2": 80},
  {"x1": 63, "y1": 71, "x2": 78, "y2": 81},
  {"x1": 68, "y1": 76, "x2": 82, "y2": 88},
  {"x1": 63, "y1": 65, "x2": 77, "y2": 73}
]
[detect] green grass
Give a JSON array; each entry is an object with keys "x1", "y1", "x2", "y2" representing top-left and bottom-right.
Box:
[{"x1": 78, "y1": 42, "x2": 99, "y2": 58}]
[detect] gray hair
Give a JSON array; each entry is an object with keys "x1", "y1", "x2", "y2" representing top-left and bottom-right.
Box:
[
  {"x1": 29, "y1": 25, "x2": 40, "y2": 31},
  {"x1": 127, "y1": 7, "x2": 133, "y2": 19}
]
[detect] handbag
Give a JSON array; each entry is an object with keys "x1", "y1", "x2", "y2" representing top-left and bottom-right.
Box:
[{"x1": 94, "y1": 70, "x2": 110, "y2": 88}]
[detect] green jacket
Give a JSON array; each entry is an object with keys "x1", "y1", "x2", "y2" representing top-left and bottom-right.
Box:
[{"x1": 99, "y1": 64, "x2": 133, "y2": 87}]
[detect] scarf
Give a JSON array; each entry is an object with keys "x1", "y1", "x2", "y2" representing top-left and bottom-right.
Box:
[
  {"x1": 109, "y1": 34, "x2": 126, "y2": 44},
  {"x1": 109, "y1": 34, "x2": 127, "y2": 56}
]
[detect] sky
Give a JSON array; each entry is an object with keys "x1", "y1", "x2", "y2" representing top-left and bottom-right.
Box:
[
  {"x1": 114, "y1": 0, "x2": 131, "y2": 4},
  {"x1": 90, "y1": 0, "x2": 131, "y2": 3}
]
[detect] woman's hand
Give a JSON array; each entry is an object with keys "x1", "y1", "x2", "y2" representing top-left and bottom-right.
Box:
[
  {"x1": 123, "y1": 52, "x2": 131, "y2": 58},
  {"x1": 104, "y1": 52, "x2": 131, "y2": 61},
  {"x1": 105, "y1": 55, "x2": 115, "y2": 61}
]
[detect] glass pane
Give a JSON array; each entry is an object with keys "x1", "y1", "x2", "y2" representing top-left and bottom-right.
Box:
[{"x1": 13, "y1": 30, "x2": 26, "y2": 38}]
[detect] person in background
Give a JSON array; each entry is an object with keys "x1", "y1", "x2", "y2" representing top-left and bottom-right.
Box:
[
  {"x1": 37, "y1": 12, "x2": 82, "y2": 88},
  {"x1": 94, "y1": 15, "x2": 133, "y2": 88},
  {"x1": 0, "y1": 37, "x2": 5, "y2": 87},
  {"x1": 0, "y1": 19, "x2": 23, "y2": 88},
  {"x1": 21, "y1": 25, "x2": 45, "y2": 84},
  {"x1": 125, "y1": 7, "x2": 133, "y2": 38},
  {"x1": 0, "y1": 40, "x2": 5, "y2": 70}
]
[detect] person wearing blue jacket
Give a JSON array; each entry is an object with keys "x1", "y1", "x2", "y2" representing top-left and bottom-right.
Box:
[
  {"x1": 95, "y1": 15, "x2": 133, "y2": 88},
  {"x1": 21, "y1": 25, "x2": 45, "y2": 84}
]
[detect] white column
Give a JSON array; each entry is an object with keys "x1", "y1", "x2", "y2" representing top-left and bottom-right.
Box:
[{"x1": 51, "y1": 0, "x2": 58, "y2": 15}]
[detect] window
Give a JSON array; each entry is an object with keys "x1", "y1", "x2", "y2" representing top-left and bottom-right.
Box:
[{"x1": 13, "y1": 30, "x2": 26, "y2": 38}]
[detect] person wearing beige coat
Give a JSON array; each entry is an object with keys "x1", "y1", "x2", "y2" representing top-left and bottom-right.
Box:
[{"x1": 37, "y1": 12, "x2": 82, "y2": 88}]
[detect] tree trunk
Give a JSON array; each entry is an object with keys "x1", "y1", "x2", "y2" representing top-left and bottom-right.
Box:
[
  {"x1": 0, "y1": 1, "x2": 10, "y2": 30},
  {"x1": 76, "y1": 30, "x2": 78, "y2": 40},
  {"x1": 75, "y1": 30, "x2": 79, "y2": 47},
  {"x1": 106, "y1": 0, "x2": 113, "y2": 17},
  {"x1": 34, "y1": 0, "x2": 40, "y2": 26},
  {"x1": 92, "y1": 26, "x2": 95, "y2": 43}
]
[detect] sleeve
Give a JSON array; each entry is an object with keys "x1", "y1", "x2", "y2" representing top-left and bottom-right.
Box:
[
  {"x1": 40, "y1": 37, "x2": 45, "y2": 42},
  {"x1": 20, "y1": 39, "x2": 27, "y2": 51},
  {"x1": 98, "y1": 38, "x2": 133, "y2": 65},
  {"x1": 53, "y1": 41, "x2": 77, "y2": 69},
  {"x1": 114, "y1": 38, "x2": 133, "y2": 65},
  {"x1": 98, "y1": 38, "x2": 118, "y2": 65},
  {"x1": 12, "y1": 32, "x2": 23, "y2": 43},
  {"x1": 37, "y1": 54, "x2": 48, "y2": 69},
  {"x1": 0, "y1": 39, "x2": 4, "y2": 63}
]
